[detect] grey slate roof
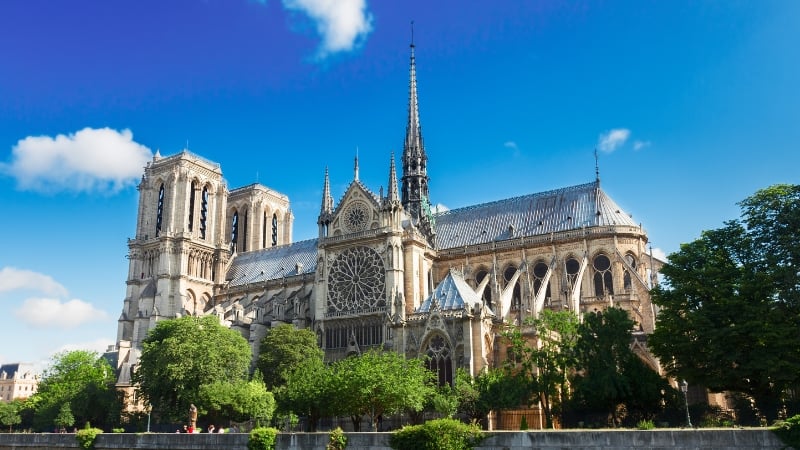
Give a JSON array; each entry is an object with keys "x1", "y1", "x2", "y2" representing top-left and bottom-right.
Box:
[
  {"x1": 226, "y1": 238, "x2": 318, "y2": 287},
  {"x1": 417, "y1": 269, "x2": 482, "y2": 313},
  {"x1": 432, "y1": 181, "x2": 638, "y2": 250}
]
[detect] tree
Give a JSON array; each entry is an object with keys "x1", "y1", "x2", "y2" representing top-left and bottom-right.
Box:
[
  {"x1": 53, "y1": 402, "x2": 75, "y2": 430},
  {"x1": 504, "y1": 310, "x2": 579, "y2": 428},
  {"x1": 276, "y1": 358, "x2": 335, "y2": 431},
  {"x1": 30, "y1": 350, "x2": 117, "y2": 431},
  {"x1": 134, "y1": 315, "x2": 252, "y2": 423},
  {"x1": 257, "y1": 324, "x2": 324, "y2": 390},
  {"x1": 650, "y1": 215, "x2": 800, "y2": 421},
  {"x1": 572, "y1": 307, "x2": 670, "y2": 427},
  {"x1": 454, "y1": 367, "x2": 525, "y2": 428},
  {"x1": 197, "y1": 377, "x2": 276, "y2": 426},
  {"x1": 0, "y1": 400, "x2": 22, "y2": 432},
  {"x1": 330, "y1": 350, "x2": 434, "y2": 431}
]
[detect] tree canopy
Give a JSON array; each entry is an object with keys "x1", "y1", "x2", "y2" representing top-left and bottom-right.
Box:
[
  {"x1": 29, "y1": 350, "x2": 117, "y2": 431},
  {"x1": 134, "y1": 315, "x2": 252, "y2": 422},
  {"x1": 197, "y1": 377, "x2": 275, "y2": 426},
  {"x1": 0, "y1": 400, "x2": 22, "y2": 432},
  {"x1": 649, "y1": 184, "x2": 800, "y2": 422},
  {"x1": 257, "y1": 323, "x2": 324, "y2": 390}
]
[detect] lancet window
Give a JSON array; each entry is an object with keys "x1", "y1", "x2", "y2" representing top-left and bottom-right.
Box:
[
  {"x1": 242, "y1": 211, "x2": 249, "y2": 252},
  {"x1": 262, "y1": 211, "x2": 268, "y2": 249},
  {"x1": 565, "y1": 257, "x2": 580, "y2": 291},
  {"x1": 155, "y1": 184, "x2": 165, "y2": 237},
  {"x1": 230, "y1": 211, "x2": 239, "y2": 253},
  {"x1": 200, "y1": 187, "x2": 209, "y2": 240},
  {"x1": 623, "y1": 253, "x2": 636, "y2": 291},
  {"x1": 272, "y1": 213, "x2": 278, "y2": 246},
  {"x1": 593, "y1": 253, "x2": 614, "y2": 297},
  {"x1": 424, "y1": 334, "x2": 453, "y2": 386},
  {"x1": 188, "y1": 181, "x2": 196, "y2": 232}
]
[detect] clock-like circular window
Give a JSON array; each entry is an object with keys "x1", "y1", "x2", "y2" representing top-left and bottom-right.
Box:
[
  {"x1": 327, "y1": 246, "x2": 385, "y2": 313},
  {"x1": 343, "y1": 201, "x2": 370, "y2": 233}
]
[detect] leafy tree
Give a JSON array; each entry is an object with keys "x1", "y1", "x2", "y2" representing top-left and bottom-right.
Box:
[
  {"x1": 649, "y1": 185, "x2": 800, "y2": 422},
  {"x1": 31, "y1": 350, "x2": 116, "y2": 431},
  {"x1": 276, "y1": 358, "x2": 334, "y2": 431},
  {"x1": 331, "y1": 350, "x2": 434, "y2": 431},
  {"x1": 53, "y1": 402, "x2": 75, "y2": 430},
  {"x1": 0, "y1": 399, "x2": 22, "y2": 432},
  {"x1": 572, "y1": 307, "x2": 670, "y2": 427},
  {"x1": 454, "y1": 367, "x2": 525, "y2": 428},
  {"x1": 257, "y1": 324, "x2": 324, "y2": 390},
  {"x1": 504, "y1": 310, "x2": 579, "y2": 428},
  {"x1": 197, "y1": 377, "x2": 276, "y2": 426},
  {"x1": 134, "y1": 315, "x2": 252, "y2": 423}
]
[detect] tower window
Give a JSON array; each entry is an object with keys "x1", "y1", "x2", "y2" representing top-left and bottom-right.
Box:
[
  {"x1": 188, "y1": 181, "x2": 196, "y2": 232},
  {"x1": 200, "y1": 187, "x2": 208, "y2": 240},
  {"x1": 262, "y1": 212, "x2": 268, "y2": 249},
  {"x1": 272, "y1": 213, "x2": 278, "y2": 246},
  {"x1": 242, "y1": 211, "x2": 248, "y2": 252},
  {"x1": 425, "y1": 334, "x2": 453, "y2": 386},
  {"x1": 623, "y1": 254, "x2": 636, "y2": 291},
  {"x1": 156, "y1": 184, "x2": 165, "y2": 237},
  {"x1": 593, "y1": 254, "x2": 614, "y2": 297},
  {"x1": 230, "y1": 211, "x2": 239, "y2": 253}
]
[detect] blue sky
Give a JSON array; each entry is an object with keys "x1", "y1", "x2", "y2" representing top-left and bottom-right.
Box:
[{"x1": 1, "y1": 0, "x2": 798, "y2": 370}]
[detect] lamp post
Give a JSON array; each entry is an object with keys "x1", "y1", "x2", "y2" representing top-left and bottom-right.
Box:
[{"x1": 680, "y1": 380, "x2": 692, "y2": 428}]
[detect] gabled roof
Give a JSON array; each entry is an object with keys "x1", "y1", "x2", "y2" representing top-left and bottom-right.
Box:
[
  {"x1": 432, "y1": 182, "x2": 638, "y2": 249},
  {"x1": 417, "y1": 269, "x2": 481, "y2": 313},
  {"x1": 226, "y1": 238, "x2": 318, "y2": 287}
]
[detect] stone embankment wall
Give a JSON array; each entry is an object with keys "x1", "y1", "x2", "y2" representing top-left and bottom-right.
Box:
[{"x1": 0, "y1": 429, "x2": 789, "y2": 450}]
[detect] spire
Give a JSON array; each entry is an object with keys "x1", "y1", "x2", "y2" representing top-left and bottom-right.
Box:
[
  {"x1": 388, "y1": 152, "x2": 399, "y2": 203},
  {"x1": 321, "y1": 166, "x2": 333, "y2": 214},
  {"x1": 354, "y1": 149, "x2": 359, "y2": 181},
  {"x1": 594, "y1": 148, "x2": 601, "y2": 184},
  {"x1": 401, "y1": 21, "x2": 430, "y2": 222}
]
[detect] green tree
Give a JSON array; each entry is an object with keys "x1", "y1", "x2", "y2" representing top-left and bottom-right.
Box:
[
  {"x1": 197, "y1": 377, "x2": 276, "y2": 426},
  {"x1": 454, "y1": 367, "x2": 524, "y2": 428},
  {"x1": 31, "y1": 350, "x2": 116, "y2": 431},
  {"x1": 504, "y1": 310, "x2": 579, "y2": 428},
  {"x1": 134, "y1": 315, "x2": 252, "y2": 423},
  {"x1": 331, "y1": 350, "x2": 434, "y2": 431},
  {"x1": 276, "y1": 358, "x2": 334, "y2": 431},
  {"x1": 650, "y1": 213, "x2": 800, "y2": 421},
  {"x1": 0, "y1": 399, "x2": 22, "y2": 432},
  {"x1": 53, "y1": 402, "x2": 75, "y2": 430},
  {"x1": 257, "y1": 324, "x2": 324, "y2": 390}
]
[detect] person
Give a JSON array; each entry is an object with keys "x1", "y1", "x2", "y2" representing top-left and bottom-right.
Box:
[
  {"x1": 218, "y1": 426, "x2": 225, "y2": 433},
  {"x1": 208, "y1": 424, "x2": 215, "y2": 433},
  {"x1": 182, "y1": 425, "x2": 188, "y2": 433}
]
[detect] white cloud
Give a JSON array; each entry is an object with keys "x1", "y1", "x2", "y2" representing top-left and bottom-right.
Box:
[
  {"x1": 633, "y1": 140, "x2": 651, "y2": 151},
  {"x1": 14, "y1": 297, "x2": 110, "y2": 329},
  {"x1": 2, "y1": 127, "x2": 152, "y2": 194},
  {"x1": 282, "y1": 0, "x2": 373, "y2": 57},
  {"x1": 651, "y1": 247, "x2": 667, "y2": 262},
  {"x1": 0, "y1": 267, "x2": 68, "y2": 298},
  {"x1": 504, "y1": 141, "x2": 521, "y2": 157},
  {"x1": 597, "y1": 128, "x2": 630, "y2": 153}
]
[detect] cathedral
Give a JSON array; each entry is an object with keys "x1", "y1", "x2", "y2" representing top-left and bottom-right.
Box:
[{"x1": 114, "y1": 40, "x2": 661, "y2": 395}]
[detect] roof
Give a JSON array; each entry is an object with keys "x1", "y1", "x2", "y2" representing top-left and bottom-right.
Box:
[
  {"x1": 226, "y1": 238, "x2": 318, "y2": 287},
  {"x1": 417, "y1": 269, "x2": 482, "y2": 313},
  {"x1": 433, "y1": 181, "x2": 638, "y2": 249}
]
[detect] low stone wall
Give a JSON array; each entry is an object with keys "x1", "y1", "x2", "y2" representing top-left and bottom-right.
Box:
[{"x1": 0, "y1": 429, "x2": 789, "y2": 450}]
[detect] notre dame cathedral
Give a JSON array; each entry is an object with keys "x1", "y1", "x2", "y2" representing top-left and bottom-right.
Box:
[{"x1": 113, "y1": 40, "x2": 661, "y2": 396}]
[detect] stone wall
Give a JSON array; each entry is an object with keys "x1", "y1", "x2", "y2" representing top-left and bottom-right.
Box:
[{"x1": 0, "y1": 429, "x2": 789, "y2": 450}]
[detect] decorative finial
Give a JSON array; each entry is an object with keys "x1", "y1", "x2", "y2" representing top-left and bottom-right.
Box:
[
  {"x1": 594, "y1": 148, "x2": 600, "y2": 183},
  {"x1": 354, "y1": 147, "x2": 359, "y2": 181},
  {"x1": 410, "y1": 20, "x2": 415, "y2": 47}
]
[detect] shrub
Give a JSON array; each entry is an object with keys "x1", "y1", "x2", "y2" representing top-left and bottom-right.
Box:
[
  {"x1": 326, "y1": 426, "x2": 347, "y2": 450},
  {"x1": 75, "y1": 427, "x2": 103, "y2": 450},
  {"x1": 772, "y1": 414, "x2": 800, "y2": 450},
  {"x1": 248, "y1": 426, "x2": 279, "y2": 450},
  {"x1": 636, "y1": 419, "x2": 655, "y2": 430},
  {"x1": 390, "y1": 418, "x2": 484, "y2": 450},
  {"x1": 519, "y1": 415, "x2": 528, "y2": 430},
  {"x1": 112, "y1": 428, "x2": 125, "y2": 433}
]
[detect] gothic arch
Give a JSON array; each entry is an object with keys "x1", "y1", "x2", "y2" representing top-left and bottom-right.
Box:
[
  {"x1": 420, "y1": 331, "x2": 454, "y2": 386},
  {"x1": 591, "y1": 251, "x2": 614, "y2": 297}
]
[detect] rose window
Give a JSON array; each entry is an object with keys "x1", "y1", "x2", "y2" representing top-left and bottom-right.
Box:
[{"x1": 327, "y1": 246, "x2": 385, "y2": 313}]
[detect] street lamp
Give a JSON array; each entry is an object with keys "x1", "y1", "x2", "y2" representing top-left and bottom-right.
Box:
[{"x1": 680, "y1": 380, "x2": 692, "y2": 428}]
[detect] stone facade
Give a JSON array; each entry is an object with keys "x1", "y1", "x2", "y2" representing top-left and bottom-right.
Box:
[
  {"x1": 0, "y1": 363, "x2": 38, "y2": 402},
  {"x1": 113, "y1": 41, "x2": 663, "y2": 400}
]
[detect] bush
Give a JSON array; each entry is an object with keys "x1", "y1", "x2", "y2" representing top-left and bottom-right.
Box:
[
  {"x1": 248, "y1": 426, "x2": 279, "y2": 450},
  {"x1": 636, "y1": 419, "x2": 655, "y2": 430},
  {"x1": 112, "y1": 428, "x2": 125, "y2": 433},
  {"x1": 75, "y1": 427, "x2": 103, "y2": 450},
  {"x1": 772, "y1": 414, "x2": 800, "y2": 450},
  {"x1": 326, "y1": 426, "x2": 347, "y2": 450},
  {"x1": 390, "y1": 418, "x2": 484, "y2": 450},
  {"x1": 519, "y1": 415, "x2": 528, "y2": 430}
]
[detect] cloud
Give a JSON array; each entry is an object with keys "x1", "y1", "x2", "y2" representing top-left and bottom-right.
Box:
[
  {"x1": 504, "y1": 141, "x2": 521, "y2": 157},
  {"x1": 633, "y1": 140, "x2": 651, "y2": 151},
  {"x1": 0, "y1": 267, "x2": 68, "y2": 298},
  {"x1": 597, "y1": 128, "x2": 630, "y2": 153},
  {"x1": 282, "y1": 0, "x2": 373, "y2": 57},
  {"x1": 650, "y1": 247, "x2": 667, "y2": 262},
  {"x1": 14, "y1": 297, "x2": 110, "y2": 329},
  {"x1": 2, "y1": 127, "x2": 152, "y2": 194}
]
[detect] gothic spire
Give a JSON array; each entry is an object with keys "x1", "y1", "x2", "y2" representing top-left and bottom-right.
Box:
[
  {"x1": 401, "y1": 22, "x2": 430, "y2": 222},
  {"x1": 354, "y1": 150, "x2": 360, "y2": 181},
  {"x1": 388, "y1": 152, "x2": 399, "y2": 203},
  {"x1": 321, "y1": 166, "x2": 333, "y2": 214}
]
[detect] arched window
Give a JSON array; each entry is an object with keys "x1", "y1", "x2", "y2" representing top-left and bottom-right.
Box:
[
  {"x1": 230, "y1": 211, "x2": 239, "y2": 253},
  {"x1": 503, "y1": 265, "x2": 521, "y2": 310},
  {"x1": 425, "y1": 334, "x2": 453, "y2": 386},
  {"x1": 623, "y1": 254, "x2": 636, "y2": 291},
  {"x1": 593, "y1": 253, "x2": 614, "y2": 297},
  {"x1": 188, "y1": 181, "x2": 196, "y2": 232},
  {"x1": 475, "y1": 269, "x2": 492, "y2": 308},
  {"x1": 200, "y1": 187, "x2": 209, "y2": 240},
  {"x1": 262, "y1": 211, "x2": 268, "y2": 249},
  {"x1": 533, "y1": 261, "x2": 551, "y2": 303},
  {"x1": 242, "y1": 211, "x2": 249, "y2": 252},
  {"x1": 155, "y1": 184, "x2": 165, "y2": 237},
  {"x1": 565, "y1": 257, "x2": 580, "y2": 290},
  {"x1": 271, "y1": 213, "x2": 278, "y2": 246}
]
